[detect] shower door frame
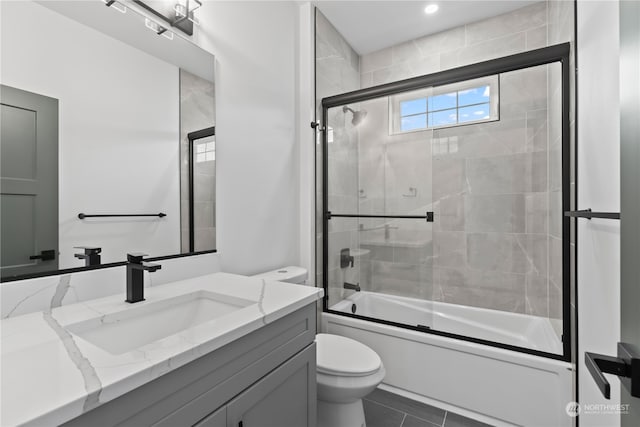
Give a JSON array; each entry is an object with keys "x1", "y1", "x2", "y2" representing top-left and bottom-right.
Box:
[
  {"x1": 321, "y1": 43, "x2": 572, "y2": 362},
  {"x1": 187, "y1": 125, "x2": 216, "y2": 253}
]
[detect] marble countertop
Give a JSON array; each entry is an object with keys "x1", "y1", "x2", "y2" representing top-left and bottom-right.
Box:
[{"x1": 0, "y1": 273, "x2": 323, "y2": 427}]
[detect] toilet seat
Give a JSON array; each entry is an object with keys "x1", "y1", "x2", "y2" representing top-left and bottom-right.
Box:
[{"x1": 316, "y1": 333, "x2": 382, "y2": 377}]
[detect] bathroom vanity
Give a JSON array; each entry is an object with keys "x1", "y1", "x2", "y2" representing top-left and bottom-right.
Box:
[{"x1": 0, "y1": 273, "x2": 322, "y2": 426}]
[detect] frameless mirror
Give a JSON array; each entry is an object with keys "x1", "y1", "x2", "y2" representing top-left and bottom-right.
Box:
[{"x1": 0, "y1": 0, "x2": 215, "y2": 280}]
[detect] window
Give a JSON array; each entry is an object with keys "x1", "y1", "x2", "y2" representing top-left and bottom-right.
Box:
[
  {"x1": 390, "y1": 75, "x2": 499, "y2": 134},
  {"x1": 195, "y1": 140, "x2": 215, "y2": 163}
]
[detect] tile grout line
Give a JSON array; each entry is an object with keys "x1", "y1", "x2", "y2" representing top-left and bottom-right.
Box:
[
  {"x1": 364, "y1": 398, "x2": 443, "y2": 427},
  {"x1": 364, "y1": 398, "x2": 406, "y2": 416},
  {"x1": 400, "y1": 413, "x2": 407, "y2": 427},
  {"x1": 442, "y1": 410, "x2": 448, "y2": 427}
]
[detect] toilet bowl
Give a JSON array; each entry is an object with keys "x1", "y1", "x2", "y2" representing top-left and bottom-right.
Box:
[{"x1": 252, "y1": 267, "x2": 386, "y2": 427}]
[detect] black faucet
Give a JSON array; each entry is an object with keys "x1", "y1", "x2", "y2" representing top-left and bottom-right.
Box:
[
  {"x1": 126, "y1": 253, "x2": 161, "y2": 303},
  {"x1": 343, "y1": 282, "x2": 361, "y2": 292},
  {"x1": 74, "y1": 246, "x2": 102, "y2": 266}
]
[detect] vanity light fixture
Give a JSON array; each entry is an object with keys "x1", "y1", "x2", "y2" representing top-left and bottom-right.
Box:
[
  {"x1": 133, "y1": 0, "x2": 202, "y2": 36},
  {"x1": 102, "y1": 0, "x2": 127, "y2": 14},
  {"x1": 174, "y1": 0, "x2": 202, "y2": 25},
  {"x1": 145, "y1": 18, "x2": 174, "y2": 40},
  {"x1": 424, "y1": 4, "x2": 439, "y2": 14}
]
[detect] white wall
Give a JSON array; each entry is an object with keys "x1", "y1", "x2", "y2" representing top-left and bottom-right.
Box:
[
  {"x1": 297, "y1": 3, "x2": 316, "y2": 284},
  {"x1": 193, "y1": 2, "x2": 301, "y2": 275},
  {"x1": 1, "y1": 1, "x2": 181, "y2": 267},
  {"x1": 577, "y1": 1, "x2": 621, "y2": 426}
]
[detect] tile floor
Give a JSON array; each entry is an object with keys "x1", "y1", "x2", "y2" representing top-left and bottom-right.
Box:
[{"x1": 363, "y1": 388, "x2": 494, "y2": 427}]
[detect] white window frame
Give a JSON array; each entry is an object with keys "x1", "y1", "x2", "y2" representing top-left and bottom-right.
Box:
[
  {"x1": 195, "y1": 139, "x2": 215, "y2": 163},
  {"x1": 389, "y1": 75, "x2": 500, "y2": 135}
]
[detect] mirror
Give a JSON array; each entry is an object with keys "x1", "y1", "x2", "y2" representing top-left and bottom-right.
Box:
[{"x1": 0, "y1": 0, "x2": 216, "y2": 280}]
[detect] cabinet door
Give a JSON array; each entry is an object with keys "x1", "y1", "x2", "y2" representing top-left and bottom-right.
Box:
[
  {"x1": 227, "y1": 343, "x2": 316, "y2": 427},
  {"x1": 194, "y1": 406, "x2": 226, "y2": 427}
]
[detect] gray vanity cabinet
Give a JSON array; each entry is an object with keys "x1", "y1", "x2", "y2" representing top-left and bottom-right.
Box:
[
  {"x1": 194, "y1": 343, "x2": 316, "y2": 427},
  {"x1": 194, "y1": 407, "x2": 226, "y2": 427},
  {"x1": 225, "y1": 343, "x2": 316, "y2": 427},
  {"x1": 62, "y1": 303, "x2": 317, "y2": 427}
]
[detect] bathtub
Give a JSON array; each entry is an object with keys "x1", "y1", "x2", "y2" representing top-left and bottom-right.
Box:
[{"x1": 323, "y1": 292, "x2": 573, "y2": 427}]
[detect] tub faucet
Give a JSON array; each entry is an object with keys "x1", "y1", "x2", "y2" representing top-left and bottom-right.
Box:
[
  {"x1": 126, "y1": 253, "x2": 161, "y2": 303},
  {"x1": 344, "y1": 282, "x2": 361, "y2": 292}
]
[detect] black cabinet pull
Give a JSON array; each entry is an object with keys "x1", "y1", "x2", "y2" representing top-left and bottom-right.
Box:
[
  {"x1": 238, "y1": 421, "x2": 243, "y2": 427},
  {"x1": 29, "y1": 249, "x2": 56, "y2": 261},
  {"x1": 585, "y1": 342, "x2": 640, "y2": 399}
]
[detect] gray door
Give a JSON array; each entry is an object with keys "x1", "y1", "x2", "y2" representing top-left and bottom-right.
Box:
[
  {"x1": 1, "y1": 85, "x2": 58, "y2": 278},
  {"x1": 620, "y1": 1, "x2": 640, "y2": 425}
]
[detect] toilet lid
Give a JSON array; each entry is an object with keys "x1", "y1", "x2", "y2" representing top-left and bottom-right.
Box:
[{"x1": 316, "y1": 334, "x2": 382, "y2": 377}]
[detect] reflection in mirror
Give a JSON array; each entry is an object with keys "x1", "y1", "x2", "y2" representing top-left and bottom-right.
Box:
[
  {"x1": 187, "y1": 127, "x2": 216, "y2": 252},
  {"x1": 0, "y1": 1, "x2": 215, "y2": 281}
]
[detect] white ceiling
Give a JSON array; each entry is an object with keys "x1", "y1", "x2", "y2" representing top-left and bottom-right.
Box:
[{"x1": 313, "y1": 0, "x2": 539, "y2": 55}]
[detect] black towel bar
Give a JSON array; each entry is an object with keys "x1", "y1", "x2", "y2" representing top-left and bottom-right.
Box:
[
  {"x1": 78, "y1": 213, "x2": 167, "y2": 219},
  {"x1": 564, "y1": 209, "x2": 620, "y2": 220}
]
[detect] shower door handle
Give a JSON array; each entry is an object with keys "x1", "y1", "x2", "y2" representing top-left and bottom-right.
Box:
[{"x1": 585, "y1": 342, "x2": 640, "y2": 399}]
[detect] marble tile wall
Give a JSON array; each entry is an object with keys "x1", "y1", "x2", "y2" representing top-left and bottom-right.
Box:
[
  {"x1": 315, "y1": 10, "x2": 361, "y2": 305},
  {"x1": 430, "y1": 64, "x2": 556, "y2": 315},
  {"x1": 360, "y1": 2, "x2": 550, "y2": 88},
  {"x1": 180, "y1": 69, "x2": 216, "y2": 252},
  {"x1": 353, "y1": 93, "x2": 435, "y2": 301}
]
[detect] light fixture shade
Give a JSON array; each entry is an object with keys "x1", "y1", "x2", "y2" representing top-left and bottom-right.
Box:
[
  {"x1": 102, "y1": 0, "x2": 127, "y2": 14},
  {"x1": 134, "y1": 0, "x2": 201, "y2": 36},
  {"x1": 174, "y1": 0, "x2": 201, "y2": 24},
  {"x1": 144, "y1": 18, "x2": 174, "y2": 40}
]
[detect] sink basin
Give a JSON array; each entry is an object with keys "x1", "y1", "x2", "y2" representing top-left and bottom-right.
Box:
[{"x1": 65, "y1": 291, "x2": 256, "y2": 355}]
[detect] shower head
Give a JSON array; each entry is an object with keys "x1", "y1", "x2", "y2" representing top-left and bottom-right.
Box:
[{"x1": 343, "y1": 106, "x2": 367, "y2": 126}]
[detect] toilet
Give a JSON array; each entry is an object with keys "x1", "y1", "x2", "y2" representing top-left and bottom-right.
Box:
[{"x1": 252, "y1": 267, "x2": 386, "y2": 427}]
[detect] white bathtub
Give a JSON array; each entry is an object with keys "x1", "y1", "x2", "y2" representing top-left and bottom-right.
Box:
[{"x1": 323, "y1": 292, "x2": 573, "y2": 427}]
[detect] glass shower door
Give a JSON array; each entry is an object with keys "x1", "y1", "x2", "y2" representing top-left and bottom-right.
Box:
[
  {"x1": 324, "y1": 88, "x2": 435, "y2": 330},
  {"x1": 428, "y1": 62, "x2": 565, "y2": 356}
]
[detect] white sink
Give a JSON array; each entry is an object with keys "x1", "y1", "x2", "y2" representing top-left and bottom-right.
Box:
[{"x1": 65, "y1": 291, "x2": 256, "y2": 355}]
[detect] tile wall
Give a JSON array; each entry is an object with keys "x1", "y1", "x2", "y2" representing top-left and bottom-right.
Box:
[{"x1": 315, "y1": 10, "x2": 361, "y2": 305}]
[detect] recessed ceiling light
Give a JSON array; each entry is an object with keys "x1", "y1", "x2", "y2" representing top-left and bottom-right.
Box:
[{"x1": 424, "y1": 4, "x2": 439, "y2": 14}]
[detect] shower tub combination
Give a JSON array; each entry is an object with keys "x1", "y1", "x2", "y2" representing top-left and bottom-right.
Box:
[
  {"x1": 324, "y1": 292, "x2": 572, "y2": 427},
  {"x1": 319, "y1": 44, "x2": 574, "y2": 427}
]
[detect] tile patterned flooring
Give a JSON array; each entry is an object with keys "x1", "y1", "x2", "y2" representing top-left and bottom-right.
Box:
[{"x1": 363, "y1": 389, "x2": 494, "y2": 427}]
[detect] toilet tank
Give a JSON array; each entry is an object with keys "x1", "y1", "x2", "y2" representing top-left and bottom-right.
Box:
[{"x1": 252, "y1": 266, "x2": 308, "y2": 285}]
